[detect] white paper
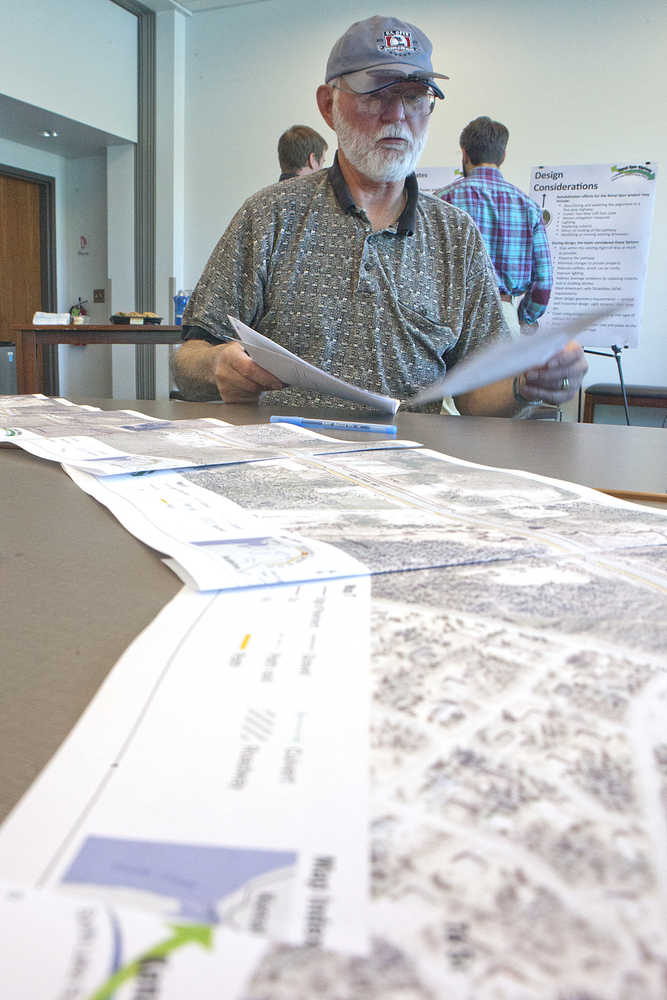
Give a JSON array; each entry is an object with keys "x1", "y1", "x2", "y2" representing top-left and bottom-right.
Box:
[
  {"x1": 64, "y1": 464, "x2": 373, "y2": 592},
  {"x1": 228, "y1": 316, "x2": 400, "y2": 414},
  {"x1": 61, "y1": 392, "x2": 667, "y2": 595},
  {"x1": 406, "y1": 306, "x2": 617, "y2": 408},
  {"x1": 414, "y1": 164, "x2": 459, "y2": 195},
  {"x1": 5, "y1": 401, "x2": 667, "y2": 995},
  {"x1": 529, "y1": 162, "x2": 658, "y2": 347},
  {"x1": 31, "y1": 311, "x2": 72, "y2": 324},
  {"x1": 2, "y1": 404, "x2": 420, "y2": 476},
  {"x1": 0, "y1": 885, "x2": 267, "y2": 1000},
  {"x1": 0, "y1": 581, "x2": 370, "y2": 955}
]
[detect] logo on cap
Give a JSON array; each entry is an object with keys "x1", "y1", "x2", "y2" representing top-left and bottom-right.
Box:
[{"x1": 377, "y1": 29, "x2": 419, "y2": 57}]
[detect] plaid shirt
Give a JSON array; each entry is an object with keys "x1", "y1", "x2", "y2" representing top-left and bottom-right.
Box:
[{"x1": 434, "y1": 167, "x2": 552, "y2": 325}]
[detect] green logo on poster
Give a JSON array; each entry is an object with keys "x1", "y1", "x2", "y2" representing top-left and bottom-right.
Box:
[
  {"x1": 88, "y1": 923, "x2": 214, "y2": 999},
  {"x1": 611, "y1": 164, "x2": 655, "y2": 181}
]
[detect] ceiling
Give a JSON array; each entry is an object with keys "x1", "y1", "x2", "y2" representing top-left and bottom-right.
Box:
[
  {"x1": 0, "y1": 93, "x2": 130, "y2": 160},
  {"x1": 139, "y1": 0, "x2": 269, "y2": 12},
  {"x1": 0, "y1": 0, "x2": 269, "y2": 160}
]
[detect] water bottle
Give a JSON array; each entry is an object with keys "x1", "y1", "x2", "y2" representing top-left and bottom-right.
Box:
[{"x1": 173, "y1": 289, "x2": 192, "y2": 326}]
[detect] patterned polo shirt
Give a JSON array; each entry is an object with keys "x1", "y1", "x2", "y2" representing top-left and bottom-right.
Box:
[
  {"x1": 435, "y1": 167, "x2": 553, "y2": 325},
  {"x1": 182, "y1": 154, "x2": 508, "y2": 410}
]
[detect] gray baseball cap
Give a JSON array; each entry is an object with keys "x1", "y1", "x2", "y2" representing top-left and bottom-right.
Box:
[{"x1": 325, "y1": 15, "x2": 448, "y2": 100}]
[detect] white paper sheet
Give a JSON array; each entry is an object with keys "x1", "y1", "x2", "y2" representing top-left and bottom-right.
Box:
[
  {"x1": 529, "y1": 162, "x2": 657, "y2": 348},
  {"x1": 0, "y1": 885, "x2": 267, "y2": 1000},
  {"x1": 65, "y1": 464, "x2": 372, "y2": 591},
  {"x1": 406, "y1": 306, "x2": 618, "y2": 408},
  {"x1": 228, "y1": 316, "x2": 401, "y2": 413},
  {"x1": 0, "y1": 581, "x2": 370, "y2": 955},
  {"x1": 31, "y1": 311, "x2": 72, "y2": 324},
  {"x1": 3, "y1": 417, "x2": 420, "y2": 476}
]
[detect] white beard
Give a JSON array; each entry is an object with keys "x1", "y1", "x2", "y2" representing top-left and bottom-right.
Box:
[{"x1": 332, "y1": 98, "x2": 428, "y2": 182}]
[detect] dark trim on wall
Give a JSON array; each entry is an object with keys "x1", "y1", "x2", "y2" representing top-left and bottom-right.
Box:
[
  {"x1": 0, "y1": 163, "x2": 58, "y2": 393},
  {"x1": 112, "y1": 0, "x2": 157, "y2": 397}
]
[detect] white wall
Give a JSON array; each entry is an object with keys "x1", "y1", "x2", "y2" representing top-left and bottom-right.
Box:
[
  {"x1": 0, "y1": 0, "x2": 140, "y2": 399},
  {"x1": 184, "y1": 0, "x2": 667, "y2": 392},
  {"x1": 61, "y1": 155, "x2": 111, "y2": 398},
  {"x1": 1, "y1": 0, "x2": 137, "y2": 142}
]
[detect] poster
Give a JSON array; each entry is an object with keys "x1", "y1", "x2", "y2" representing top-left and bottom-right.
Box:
[
  {"x1": 529, "y1": 162, "x2": 657, "y2": 347},
  {"x1": 415, "y1": 165, "x2": 459, "y2": 196}
]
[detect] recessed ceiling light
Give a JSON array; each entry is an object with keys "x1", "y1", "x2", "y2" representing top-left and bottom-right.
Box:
[{"x1": 39, "y1": 129, "x2": 59, "y2": 138}]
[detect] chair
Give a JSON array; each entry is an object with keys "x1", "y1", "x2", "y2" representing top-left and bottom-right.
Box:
[{"x1": 583, "y1": 383, "x2": 667, "y2": 424}]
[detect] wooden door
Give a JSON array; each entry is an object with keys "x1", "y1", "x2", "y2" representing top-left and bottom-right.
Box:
[
  {"x1": 0, "y1": 171, "x2": 57, "y2": 392},
  {"x1": 0, "y1": 175, "x2": 43, "y2": 333}
]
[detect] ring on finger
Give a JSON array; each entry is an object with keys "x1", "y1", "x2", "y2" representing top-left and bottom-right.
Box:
[{"x1": 560, "y1": 376, "x2": 570, "y2": 391}]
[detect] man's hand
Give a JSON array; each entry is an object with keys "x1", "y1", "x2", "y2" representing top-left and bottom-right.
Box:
[
  {"x1": 171, "y1": 339, "x2": 285, "y2": 403},
  {"x1": 213, "y1": 341, "x2": 285, "y2": 402},
  {"x1": 518, "y1": 340, "x2": 588, "y2": 405}
]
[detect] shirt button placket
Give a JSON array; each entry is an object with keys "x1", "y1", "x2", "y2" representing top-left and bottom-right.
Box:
[{"x1": 358, "y1": 236, "x2": 374, "y2": 293}]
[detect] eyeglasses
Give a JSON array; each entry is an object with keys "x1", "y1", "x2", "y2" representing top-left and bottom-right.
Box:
[{"x1": 334, "y1": 81, "x2": 438, "y2": 118}]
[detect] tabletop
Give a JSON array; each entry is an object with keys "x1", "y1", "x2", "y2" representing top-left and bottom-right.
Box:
[
  {"x1": 2, "y1": 398, "x2": 667, "y2": 995},
  {"x1": 2, "y1": 399, "x2": 665, "y2": 820}
]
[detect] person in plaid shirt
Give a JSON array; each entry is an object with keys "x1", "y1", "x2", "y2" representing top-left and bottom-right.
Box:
[{"x1": 434, "y1": 116, "x2": 552, "y2": 337}]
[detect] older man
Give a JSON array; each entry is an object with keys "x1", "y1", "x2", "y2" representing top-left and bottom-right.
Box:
[{"x1": 173, "y1": 15, "x2": 586, "y2": 414}]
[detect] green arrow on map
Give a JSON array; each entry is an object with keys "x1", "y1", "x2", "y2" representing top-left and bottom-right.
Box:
[{"x1": 89, "y1": 923, "x2": 214, "y2": 1000}]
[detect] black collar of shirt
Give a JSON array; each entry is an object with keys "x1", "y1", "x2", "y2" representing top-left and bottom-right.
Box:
[
  {"x1": 328, "y1": 151, "x2": 417, "y2": 236},
  {"x1": 279, "y1": 171, "x2": 298, "y2": 181}
]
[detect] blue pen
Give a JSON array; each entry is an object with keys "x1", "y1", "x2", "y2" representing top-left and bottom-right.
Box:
[{"x1": 270, "y1": 415, "x2": 397, "y2": 435}]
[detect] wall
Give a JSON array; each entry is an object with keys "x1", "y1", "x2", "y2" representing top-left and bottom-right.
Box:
[
  {"x1": 0, "y1": 0, "x2": 140, "y2": 399},
  {"x1": 1, "y1": 0, "x2": 137, "y2": 142},
  {"x1": 62, "y1": 154, "x2": 111, "y2": 397},
  {"x1": 184, "y1": 0, "x2": 667, "y2": 393}
]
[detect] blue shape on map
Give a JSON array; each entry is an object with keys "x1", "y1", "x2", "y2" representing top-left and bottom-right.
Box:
[
  {"x1": 191, "y1": 537, "x2": 275, "y2": 547},
  {"x1": 62, "y1": 836, "x2": 297, "y2": 922}
]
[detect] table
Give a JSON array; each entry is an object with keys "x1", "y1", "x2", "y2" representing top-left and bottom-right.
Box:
[
  {"x1": 2, "y1": 400, "x2": 666, "y2": 822},
  {"x1": 9, "y1": 325, "x2": 183, "y2": 394},
  {"x1": 3, "y1": 401, "x2": 667, "y2": 995}
]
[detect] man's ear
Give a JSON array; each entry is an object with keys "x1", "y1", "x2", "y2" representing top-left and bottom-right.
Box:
[
  {"x1": 316, "y1": 84, "x2": 335, "y2": 130},
  {"x1": 307, "y1": 152, "x2": 318, "y2": 171}
]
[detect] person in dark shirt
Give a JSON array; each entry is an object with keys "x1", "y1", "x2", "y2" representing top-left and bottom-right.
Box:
[{"x1": 278, "y1": 125, "x2": 328, "y2": 181}]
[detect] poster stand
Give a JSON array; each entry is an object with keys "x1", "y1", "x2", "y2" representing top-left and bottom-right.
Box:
[{"x1": 581, "y1": 345, "x2": 631, "y2": 425}]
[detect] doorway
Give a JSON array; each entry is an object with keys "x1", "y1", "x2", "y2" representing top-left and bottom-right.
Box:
[{"x1": 0, "y1": 165, "x2": 57, "y2": 392}]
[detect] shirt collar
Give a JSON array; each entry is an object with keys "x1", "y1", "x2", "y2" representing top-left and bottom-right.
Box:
[
  {"x1": 328, "y1": 151, "x2": 418, "y2": 236},
  {"x1": 469, "y1": 166, "x2": 503, "y2": 181}
]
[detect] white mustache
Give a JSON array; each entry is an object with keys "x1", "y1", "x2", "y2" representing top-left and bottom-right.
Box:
[{"x1": 375, "y1": 125, "x2": 412, "y2": 142}]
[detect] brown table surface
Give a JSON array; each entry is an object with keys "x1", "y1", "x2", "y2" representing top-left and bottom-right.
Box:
[
  {"x1": 1, "y1": 400, "x2": 666, "y2": 821},
  {"x1": 9, "y1": 325, "x2": 182, "y2": 394}
]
